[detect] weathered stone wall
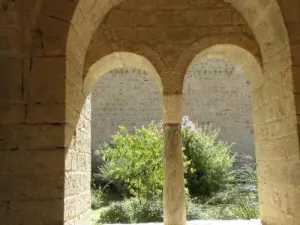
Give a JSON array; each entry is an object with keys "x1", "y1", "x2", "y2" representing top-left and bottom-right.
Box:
[
  {"x1": 65, "y1": 95, "x2": 92, "y2": 225},
  {"x1": 91, "y1": 59, "x2": 254, "y2": 158},
  {"x1": 184, "y1": 59, "x2": 254, "y2": 157},
  {"x1": 91, "y1": 68, "x2": 163, "y2": 150}
]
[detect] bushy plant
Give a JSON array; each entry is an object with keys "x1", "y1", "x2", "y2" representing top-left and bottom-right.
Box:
[
  {"x1": 204, "y1": 160, "x2": 259, "y2": 219},
  {"x1": 182, "y1": 116, "x2": 236, "y2": 196},
  {"x1": 96, "y1": 116, "x2": 236, "y2": 201},
  {"x1": 219, "y1": 195, "x2": 259, "y2": 219},
  {"x1": 98, "y1": 122, "x2": 164, "y2": 200},
  {"x1": 128, "y1": 198, "x2": 163, "y2": 223},
  {"x1": 91, "y1": 188, "x2": 105, "y2": 210},
  {"x1": 97, "y1": 198, "x2": 163, "y2": 223},
  {"x1": 97, "y1": 197, "x2": 257, "y2": 223},
  {"x1": 186, "y1": 201, "x2": 203, "y2": 220},
  {"x1": 97, "y1": 198, "x2": 214, "y2": 223},
  {"x1": 98, "y1": 201, "x2": 131, "y2": 223}
]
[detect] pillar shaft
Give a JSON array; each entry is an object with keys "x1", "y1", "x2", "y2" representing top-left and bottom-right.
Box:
[
  {"x1": 163, "y1": 94, "x2": 186, "y2": 225},
  {"x1": 163, "y1": 123, "x2": 186, "y2": 225}
]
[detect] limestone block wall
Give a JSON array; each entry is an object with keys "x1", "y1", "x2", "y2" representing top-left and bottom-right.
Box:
[
  {"x1": 65, "y1": 95, "x2": 92, "y2": 225},
  {"x1": 91, "y1": 68, "x2": 163, "y2": 150},
  {"x1": 184, "y1": 59, "x2": 254, "y2": 157},
  {"x1": 91, "y1": 59, "x2": 254, "y2": 158}
]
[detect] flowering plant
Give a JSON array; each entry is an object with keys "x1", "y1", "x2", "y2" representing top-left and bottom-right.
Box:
[{"x1": 98, "y1": 116, "x2": 235, "y2": 200}]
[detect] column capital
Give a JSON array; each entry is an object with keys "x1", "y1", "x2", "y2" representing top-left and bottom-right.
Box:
[{"x1": 163, "y1": 94, "x2": 182, "y2": 124}]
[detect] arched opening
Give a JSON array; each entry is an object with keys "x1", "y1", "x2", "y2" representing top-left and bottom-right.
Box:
[
  {"x1": 65, "y1": 51, "x2": 164, "y2": 224},
  {"x1": 176, "y1": 44, "x2": 263, "y2": 220},
  {"x1": 83, "y1": 52, "x2": 163, "y2": 97}
]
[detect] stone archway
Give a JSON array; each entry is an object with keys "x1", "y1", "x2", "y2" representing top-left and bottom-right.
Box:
[
  {"x1": 181, "y1": 43, "x2": 298, "y2": 224},
  {"x1": 65, "y1": 51, "x2": 164, "y2": 224},
  {"x1": 1, "y1": 0, "x2": 300, "y2": 225}
]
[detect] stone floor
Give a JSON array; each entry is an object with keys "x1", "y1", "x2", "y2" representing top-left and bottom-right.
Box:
[{"x1": 105, "y1": 220, "x2": 261, "y2": 225}]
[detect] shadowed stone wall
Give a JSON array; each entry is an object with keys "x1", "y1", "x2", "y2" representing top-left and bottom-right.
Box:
[{"x1": 91, "y1": 59, "x2": 254, "y2": 158}]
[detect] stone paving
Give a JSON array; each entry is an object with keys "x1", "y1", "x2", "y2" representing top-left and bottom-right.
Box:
[{"x1": 105, "y1": 219, "x2": 262, "y2": 225}]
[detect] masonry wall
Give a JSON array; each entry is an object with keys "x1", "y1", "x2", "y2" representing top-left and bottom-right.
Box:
[
  {"x1": 91, "y1": 59, "x2": 254, "y2": 159},
  {"x1": 184, "y1": 59, "x2": 254, "y2": 157},
  {"x1": 91, "y1": 68, "x2": 163, "y2": 151},
  {"x1": 65, "y1": 96, "x2": 92, "y2": 224}
]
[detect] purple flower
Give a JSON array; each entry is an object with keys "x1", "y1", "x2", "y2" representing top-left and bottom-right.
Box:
[{"x1": 182, "y1": 116, "x2": 189, "y2": 122}]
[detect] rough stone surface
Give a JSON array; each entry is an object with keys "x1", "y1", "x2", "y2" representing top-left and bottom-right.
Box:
[{"x1": 91, "y1": 68, "x2": 163, "y2": 151}]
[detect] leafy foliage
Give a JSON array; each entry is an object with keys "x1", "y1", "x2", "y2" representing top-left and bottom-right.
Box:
[
  {"x1": 128, "y1": 198, "x2": 163, "y2": 223},
  {"x1": 97, "y1": 198, "x2": 163, "y2": 223},
  {"x1": 91, "y1": 188, "x2": 105, "y2": 210},
  {"x1": 93, "y1": 141, "x2": 259, "y2": 223},
  {"x1": 98, "y1": 201, "x2": 131, "y2": 223},
  {"x1": 95, "y1": 116, "x2": 236, "y2": 201},
  {"x1": 203, "y1": 159, "x2": 259, "y2": 219},
  {"x1": 182, "y1": 116, "x2": 236, "y2": 196},
  {"x1": 98, "y1": 122, "x2": 164, "y2": 200}
]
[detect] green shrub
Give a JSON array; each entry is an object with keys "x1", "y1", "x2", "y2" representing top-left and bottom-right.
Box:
[
  {"x1": 98, "y1": 122, "x2": 164, "y2": 200},
  {"x1": 91, "y1": 188, "x2": 105, "y2": 210},
  {"x1": 182, "y1": 117, "x2": 236, "y2": 196},
  {"x1": 204, "y1": 160, "x2": 259, "y2": 219},
  {"x1": 186, "y1": 201, "x2": 203, "y2": 220},
  {"x1": 219, "y1": 194, "x2": 259, "y2": 219},
  {"x1": 98, "y1": 201, "x2": 131, "y2": 223},
  {"x1": 95, "y1": 116, "x2": 236, "y2": 200},
  {"x1": 97, "y1": 198, "x2": 163, "y2": 223},
  {"x1": 128, "y1": 198, "x2": 163, "y2": 223}
]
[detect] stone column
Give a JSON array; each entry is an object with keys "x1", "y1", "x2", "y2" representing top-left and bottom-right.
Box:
[{"x1": 163, "y1": 94, "x2": 186, "y2": 225}]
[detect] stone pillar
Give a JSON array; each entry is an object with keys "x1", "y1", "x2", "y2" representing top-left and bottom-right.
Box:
[{"x1": 163, "y1": 95, "x2": 186, "y2": 225}]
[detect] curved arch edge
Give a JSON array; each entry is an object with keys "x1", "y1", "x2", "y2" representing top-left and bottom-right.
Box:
[
  {"x1": 184, "y1": 44, "x2": 264, "y2": 90},
  {"x1": 82, "y1": 52, "x2": 164, "y2": 96}
]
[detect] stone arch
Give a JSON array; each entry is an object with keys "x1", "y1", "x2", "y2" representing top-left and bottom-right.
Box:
[
  {"x1": 66, "y1": 50, "x2": 165, "y2": 224},
  {"x1": 65, "y1": 0, "x2": 291, "y2": 91},
  {"x1": 174, "y1": 35, "x2": 261, "y2": 89},
  {"x1": 182, "y1": 39, "x2": 298, "y2": 223},
  {"x1": 83, "y1": 52, "x2": 163, "y2": 97},
  {"x1": 184, "y1": 43, "x2": 263, "y2": 90},
  {"x1": 83, "y1": 52, "x2": 164, "y2": 168}
]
